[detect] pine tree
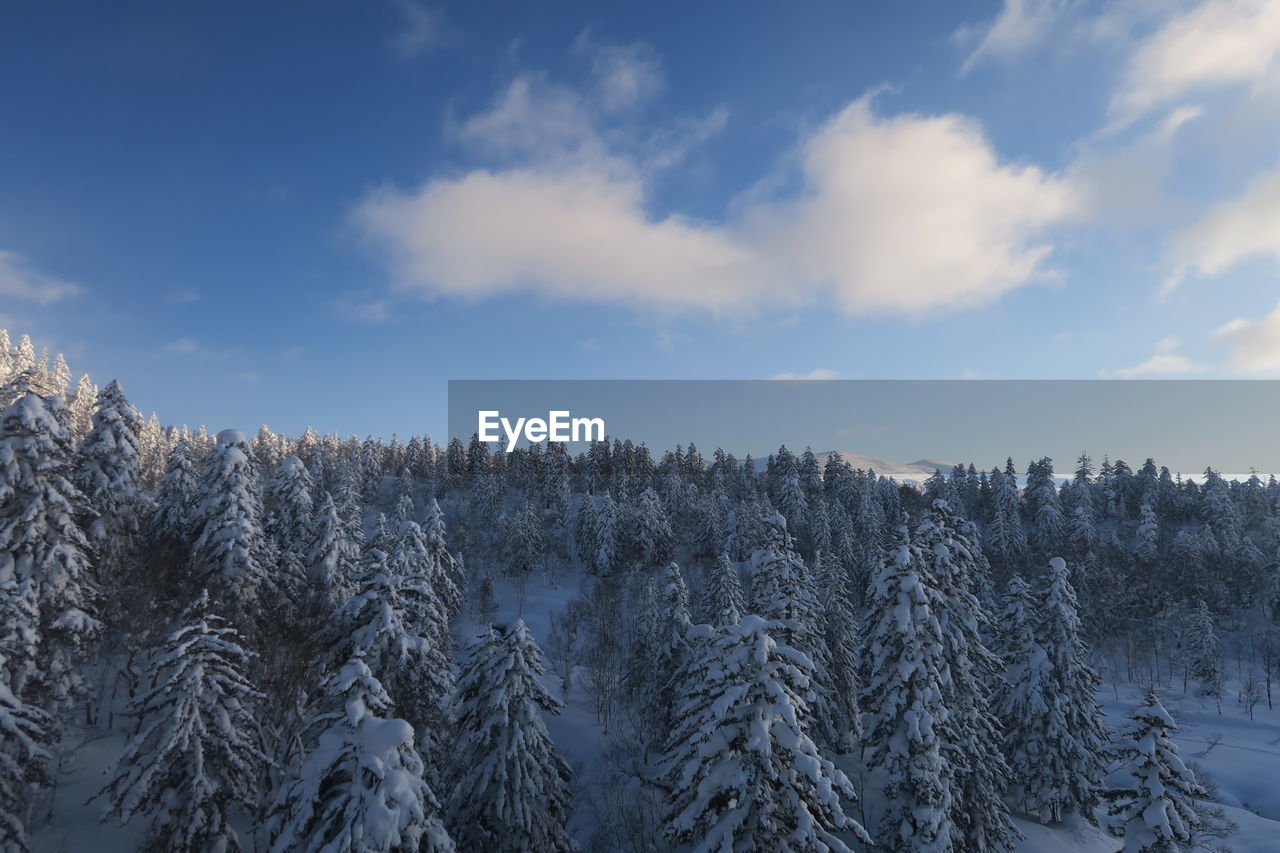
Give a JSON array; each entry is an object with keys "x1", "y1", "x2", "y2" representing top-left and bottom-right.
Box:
[
  {"x1": 0, "y1": 677, "x2": 52, "y2": 853},
  {"x1": 631, "y1": 487, "x2": 674, "y2": 569},
  {"x1": 268, "y1": 655, "x2": 453, "y2": 853},
  {"x1": 915, "y1": 501, "x2": 1019, "y2": 851},
  {"x1": 335, "y1": 545, "x2": 452, "y2": 758},
  {"x1": 446, "y1": 621, "x2": 577, "y2": 853},
  {"x1": 190, "y1": 430, "x2": 268, "y2": 618},
  {"x1": 149, "y1": 439, "x2": 198, "y2": 543},
  {"x1": 701, "y1": 552, "x2": 745, "y2": 626},
  {"x1": 997, "y1": 559, "x2": 1109, "y2": 824},
  {"x1": 812, "y1": 549, "x2": 862, "y2": 753},
  {"x1": 95, "y1": 591, "x2": 267, "y2": 852},
  {"x1": 1105, "y1": 691, "x2": 1207, "y2": 853},
  {"x1": 860, "y1": 525, "x2": 956, "y2": 851},
  {"x1": 305, "y1": 494, "x2": 359, "y2": 610},
  {"x1": 0, "y1": 393, "x2": 100, "y2": 708},
  {"x1": 264, "y1": 456, "x2": 316, "y2": 602},
  {"x1": 1184, "y1": 600, "x2": 1223, "y2": 700},
  {"x1": 661, "y1": 615, "x2": 869, "y2": 852},
  {"x1": 75, "y1": 379, "x2": 146, "y2": 551}
]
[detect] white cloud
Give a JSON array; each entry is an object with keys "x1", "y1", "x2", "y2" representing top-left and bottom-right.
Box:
[
  {"x1": 1102, "y1": 337, "x2": 1206, "y2": 376},
  {"x1": 1209, "y1": 302, "x2": 1280, "y2": 370},
  {"x1": 1166, "y1": 160, "x2": 1280, "y2": 289},
  {"x1": 357, "y1": 92, "x2": 1077, "y2": 316},
  {"x1": 388, "y1": 0, "x2": 442, "y2": 57},
  {"x1": 449, "y1": 75, "x2": 604, "y2": 163},
  {"x1": 771, "y1": 368, "x2": 840, "y2": 380},
  {"x1": 747, "y1": 98, "x2": 1079, "y2": 314},
  {"x1": 0, "y1": 251, "x2": 81, "y2": 304},
  {"x1": 1109, "y1": 0, "x2": 1280, "y2": 127},
  {"x1": 958, "y1": 0, "x2": 1070, "y2": 73},
  {"x1": 573, "y1": 31, "x2": 665, "y2": 113},
  {"x1": 164, "y1": 338, "x2": 199, "y2": 354}
]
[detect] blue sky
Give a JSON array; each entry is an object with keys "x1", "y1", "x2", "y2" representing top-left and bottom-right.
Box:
[{"x1": 5, "y1": 0, "x2": 1280, "y2": 440}]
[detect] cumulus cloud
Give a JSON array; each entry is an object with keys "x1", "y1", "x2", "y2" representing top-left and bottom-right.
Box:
[
  {"x1": 356, "y1": 85, "x2": 1077, "y2": 316},
  {"x1": 1102, "y1": 337, "x2": 1205, "y2": 377},
  {"x1": 0, "y1": 251, "x2": 81, "y2": 304},
  {"x1": 1209, "y1": 302, "x2": 1280, "y2": 370},
  {"x1": 1165, "y1": 160, "x2": 1280, "y2": 290},
  {"x1": 746, "y1": 98, "x2": 1078, "y2": 314},
  {"x1": 1109, "y1": 0, "x2": 1280, "y2": 127}
]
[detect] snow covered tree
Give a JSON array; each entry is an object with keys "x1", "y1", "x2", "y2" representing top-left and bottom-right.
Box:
[
  {"x1": 149, "y1": 439, "x2": 198, "y2": 543},
  {"x1": 1184, "y1": 599, "x2": 1223, "y2": 700},
  {"x1": 701, "y1": 551, "x2": 744, "y2": 626},
  {"x1": 75, "y1": 379, "x2": 146, "y2": 554},
  {"x1": 95, "y1": 590, "x2": 267, "y2": 852},
  {"x1": 265, "y1": 456, "x2": 315, "y2": 557},
  {"x1": 334, "y1": 545, "x2": 452, "y2": 759},
  {"x1": 0, "y1": 392, "x2": 100, "y2": 709},
  {"x1": 1105, "y1": 691, "x2": 1208, "y2": 853},
  {"x1": 446, "y1": 621, "x2": 576, "y2": 853},
  {"x1": 631, "y1": 487, "x2": 674, "y2": 569},
  {"x1": 268, "y1": 655, "x2": 453, "y2": 853},
  {"x1": 661, "y1": 615, "x2": 869, "y2": 852},
  {"x1": 190, "y1": 430, "x2": 268, "y2": 619},
  {"x1": 812, "y1": 549, "x2": 862, "y2": 754},
  {"x1": 420, "y1": 497, "x2": 463, "y2": 617},
  {"x1": 0, "y1": 677, "x2": 52, "y2": 853},
  {"x1": 997, "y1": 559, "x2": 1109, "y2": 824},
  {"x1": 987, "y1": 468, "x2": 1027, "y2": 569},
  {"x1": 67, "y1": 374, "x2": 97, "y2": 444},
  {"x1": 505, "y1": 501, "x2": 545, "y2": 578},
  {"x1": 915, "y1": 501, "x2": 1019, "y2": 851},
  {"x1": 305, "y1": 493, "x2": 358, "y2": 609},
  {"x1": 860, "y1": 525, "x2": 956, "y2": 851}
]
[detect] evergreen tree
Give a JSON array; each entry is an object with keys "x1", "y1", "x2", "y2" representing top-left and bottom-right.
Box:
[
  {"x1": 701, "y1": 551, "x2": 745, "y2": 626},
  {"x1": 305, "y1": 494, "x2": 359, "y2": 610},
  {"x1": 149, "y1": 439, "x2": 198, "y2": 543},
  {"x1": 268, "y1": 655, "x2": 453, "y2": 853},
  {"x1": 915, "y1": 501, "x2": 1019, "y2": 851},
  {"x1": 1184, "y1": 599, "x2": 1223, "y2": 700},
  {"x1": 998, "y1": 559, "x2": 1109, "y2": 824},
  {"x1": 0, "y1": 676, "x2": 52, "y2": 853},
  {"x1": 75, "y1": 379, "x2": 146, "y2": 551},
  {"x1": 860, "y1": 526, "x2": 956, "y2": 851},
  {"x1": 446, "y1": 621, "x2": 576, "y2": 853},
  {"x1": 335, "y1": 546, "x2": 452, "y2": 758},
  {"x1": 0, "y1": 393, "x2": 100, "y2": 708},
  {"x1": 96, "y1": 591, "x2": 267, "y2": 852},
  {"x1": 190, "y1": 430, "x2": 268, "y2": 618},
  {"x1": 661, "y1": 615, "x2": 869, "y2": 853},
  {"x1": 1105, "y1": 691, "x2": 1208, "y2": 853}
]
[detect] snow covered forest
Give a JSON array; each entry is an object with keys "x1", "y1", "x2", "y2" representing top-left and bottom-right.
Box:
[{"x1": 3, "y1": 328, "x2": 1280, "y2": 853}]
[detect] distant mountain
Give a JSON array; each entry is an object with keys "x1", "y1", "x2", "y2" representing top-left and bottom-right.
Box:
[{"x1": 747, "y1": 450, "x2": 954, "y2": 483}]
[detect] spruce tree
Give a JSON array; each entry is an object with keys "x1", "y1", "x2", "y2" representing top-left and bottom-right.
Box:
[
  {"x1": 75, "y1": 379, "x2": 146, "y2": 552},
  {"x1": 96, "y1": 591, "x2": 267, "y2": 852},
  {"x1": 661, "y1": 615, "x2": 869, "y2": 852},
  {"x1": 1105, "y1": 691, "x2": 1208, "y2": 853},
  {"x1": 701, "y1": 552, "x2": 745, "y2": 626},
  {"x1": 860, "y1": 525, "x2": 956, "y2": 851},
  {"x1": 0, "y1": 676, "x2": 52, "y2": 853},
  {"x1": 915, "y1": 501, "x2": 1019, "y2": 851},
  {"x1": 0, "y1": 393, "x2": 100, "y2": 709},
  {"x1": 446, "y1": 621, "x2": 577, "y2": 853},
  {"x1": 190, "y1": 430, "x2": 268, "y2": 619},
  {"x1": 268, "y1": 655, "x2": 453, "y2": 853}
]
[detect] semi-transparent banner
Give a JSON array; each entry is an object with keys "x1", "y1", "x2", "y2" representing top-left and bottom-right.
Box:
[{"x1": 448, "y1": 380, "x2": 1280, "y2": 478}]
